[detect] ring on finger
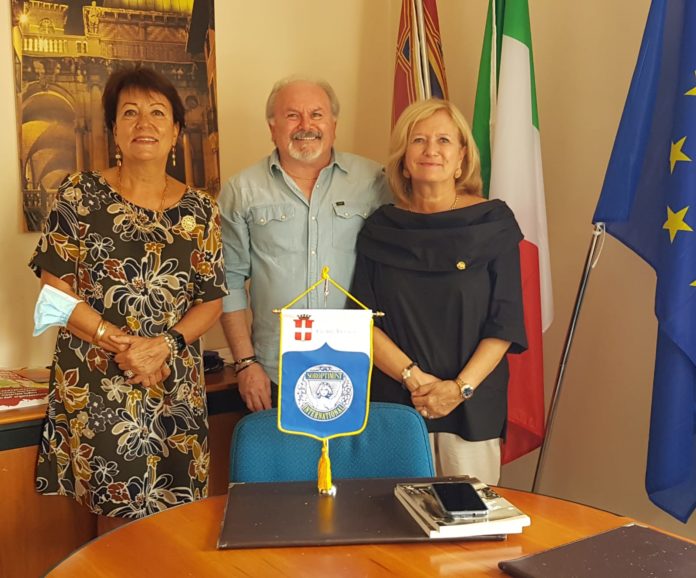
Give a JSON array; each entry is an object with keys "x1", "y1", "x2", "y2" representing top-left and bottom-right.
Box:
[
  {"x1": 124, "y1": 369, "x2": 135, "y2": 379},
  {"x1": 420, "y1": 409, "x2": 428, "y2": 418}
]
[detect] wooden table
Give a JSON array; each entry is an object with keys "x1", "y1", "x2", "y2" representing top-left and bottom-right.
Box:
[
  {"x1": 0, "y1": 366, "x2": 244, "y2": 578},
  {"x1": 46, "y1": 487, "x2": 633, "y2": 577}
]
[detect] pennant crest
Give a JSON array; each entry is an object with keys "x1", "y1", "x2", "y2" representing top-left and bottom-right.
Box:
[{"x1": 293, "y1": 314, "x2": 314, "y2": 341}]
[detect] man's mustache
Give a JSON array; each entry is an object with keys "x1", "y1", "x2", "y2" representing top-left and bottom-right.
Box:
[{"x1": 292, "y1": 130, "x2": 322, "y2": 141}]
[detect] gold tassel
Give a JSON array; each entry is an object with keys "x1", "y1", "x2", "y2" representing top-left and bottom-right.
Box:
[{"x1": 317, "y1": 439, "x2": 333, "y2": 494}]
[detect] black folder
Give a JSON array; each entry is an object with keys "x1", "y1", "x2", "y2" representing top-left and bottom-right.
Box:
[
  {"x1": 217, "y1": 477, "x2": 505, "y2": 549},
  {"x1": 498, "y1": 523, "x2": 696, "y2": 578}
]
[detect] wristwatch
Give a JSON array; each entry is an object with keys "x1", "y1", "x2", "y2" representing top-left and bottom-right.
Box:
[
  {"x1": 401, "y1": 361, "x2": 418, "y2": 383},
  {"x1": 167, "y1": 329, "x2": 186, "y2": 354},
  {"x1": 455, "y1": 377, "x2": 475, "y2": 400}
]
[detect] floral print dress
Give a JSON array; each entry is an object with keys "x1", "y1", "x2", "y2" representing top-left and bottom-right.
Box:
[{"x1": 29, "y1": 171, "x2": 228, "y2": 518}]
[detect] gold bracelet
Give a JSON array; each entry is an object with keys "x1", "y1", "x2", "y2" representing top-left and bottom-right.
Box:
[{"x1": 93, "y1": 319, "x2": 107, "y2": 344}]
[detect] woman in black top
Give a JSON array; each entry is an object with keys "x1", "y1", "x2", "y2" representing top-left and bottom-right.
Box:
[{"x1": 351, "y1": 99, "x2": 527, "y2": 483}]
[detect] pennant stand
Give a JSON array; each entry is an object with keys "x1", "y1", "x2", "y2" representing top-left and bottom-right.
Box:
[{"x1": 275, "y1": 266, "x2": 381, "y2": 496}]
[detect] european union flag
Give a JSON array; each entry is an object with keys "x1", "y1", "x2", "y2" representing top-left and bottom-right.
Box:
[{"x1": 593, "y1": 0, "x2": 696, "y2": 522}]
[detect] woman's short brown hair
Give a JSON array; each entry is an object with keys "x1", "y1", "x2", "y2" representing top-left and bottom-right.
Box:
[
  {"x1": 102, "y1": 66, "x2": 186, "y2": 132},
  {"x1": 387, "y1": 99, "x2": 482, "y2": 205}
]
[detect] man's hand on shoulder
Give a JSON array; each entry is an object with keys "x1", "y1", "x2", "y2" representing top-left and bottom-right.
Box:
[{"x1": 238, "y1": 362, "x2": 272, "y2": 412}]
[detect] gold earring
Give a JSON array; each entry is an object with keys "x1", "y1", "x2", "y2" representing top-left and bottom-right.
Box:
[
  {"x1": 115, "y1": 147, "x2": 122, "y2": 167},
  {"x1": 171, "y1": 146, "x2": 176, "y2": 167},
  {"x1": 402, "y1": 168, "x2": 410, "y2": 179},
  {"x1": 454, "y1": 167, "x2": 462, "y2": 179}
]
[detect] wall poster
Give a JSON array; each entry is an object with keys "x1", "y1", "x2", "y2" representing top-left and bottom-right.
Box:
[{"x1": 10, "y1": 0, "x2": 219, "y2": 231}]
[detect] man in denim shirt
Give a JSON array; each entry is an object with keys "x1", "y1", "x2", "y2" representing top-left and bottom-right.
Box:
[{"x1": 218, "y1": 76, "x2": 390, "y2": 412}]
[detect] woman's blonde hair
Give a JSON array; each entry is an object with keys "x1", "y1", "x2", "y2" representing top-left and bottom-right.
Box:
[{"x1": 387, "y1": 99, "x2": 482, "y2": 205}]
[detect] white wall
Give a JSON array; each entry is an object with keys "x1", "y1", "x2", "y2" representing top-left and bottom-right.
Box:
[{"x1": 3, "y1": 0, "x2": 694, "y2": 539}]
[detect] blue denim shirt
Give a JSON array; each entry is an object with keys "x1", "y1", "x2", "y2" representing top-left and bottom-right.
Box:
[{"x1": 218, "y1": 149, "x2": 391, "y2": 379}]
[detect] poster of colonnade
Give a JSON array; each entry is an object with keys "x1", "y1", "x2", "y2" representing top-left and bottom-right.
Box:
[{"x1": 9, "y1": 0, "x2": 220, "y2": 231}]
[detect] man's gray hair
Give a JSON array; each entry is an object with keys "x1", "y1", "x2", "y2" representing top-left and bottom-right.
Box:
[{"x1": 265, "y1": 75, "x2": 341, "y2": 123}]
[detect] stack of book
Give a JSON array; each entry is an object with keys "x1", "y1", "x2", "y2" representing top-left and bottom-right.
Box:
[
  {"x1": 394, "y1": 478, "x2": 531, "y2": 539},
  {"x1": 0, "y1": 368, "x2": 49, "y2": 411}
]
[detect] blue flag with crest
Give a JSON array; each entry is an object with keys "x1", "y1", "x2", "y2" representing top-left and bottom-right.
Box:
[{"x1": 593, "y1": 0, "x2": 696, "y2": 522}]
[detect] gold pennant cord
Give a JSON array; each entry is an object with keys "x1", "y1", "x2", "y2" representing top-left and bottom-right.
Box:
[{"x1": 277, "y1": 266, "x2": 373, "y2": 313}]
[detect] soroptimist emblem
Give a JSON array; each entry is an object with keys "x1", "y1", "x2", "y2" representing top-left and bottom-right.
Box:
[{"x1": 294, "y1": 363, "x2": 354, "y2": 422}]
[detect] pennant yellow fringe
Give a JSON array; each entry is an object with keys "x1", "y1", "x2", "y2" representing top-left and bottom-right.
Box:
[{"x1": 317, "y1": 439, "x2": 333, "y2": 493}]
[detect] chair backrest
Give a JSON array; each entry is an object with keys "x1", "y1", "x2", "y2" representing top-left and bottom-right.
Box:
[{"x1": 229, "y1": 402, "x2": 434, "y2": 482}]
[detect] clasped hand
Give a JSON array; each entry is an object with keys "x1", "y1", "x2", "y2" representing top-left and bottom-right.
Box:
[
  {"x1": 406, "y1": 367, "x2": 462, "y2": 419},
  {"x1": 110, "y1": 334, "x2": 171, "y2": 388}
]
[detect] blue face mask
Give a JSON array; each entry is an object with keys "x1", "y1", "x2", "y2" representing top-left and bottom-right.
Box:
[{"x1": 33, "y1": 284, "x2": 83, "y2": 336}]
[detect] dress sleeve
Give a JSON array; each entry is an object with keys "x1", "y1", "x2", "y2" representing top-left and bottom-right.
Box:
[
  {"x1": 28, "y1": 177, "x2": 81, "y2": 288},
  {"x1": 193, "y1": 196, "x2": 229, "y2": 303},
  {"x1": 482, "y1": 242, "x2": 528, "y2": 354}
]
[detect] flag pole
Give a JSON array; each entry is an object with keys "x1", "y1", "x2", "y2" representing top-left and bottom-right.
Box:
[
  {"x1": 414, "y1": 0, "x2": 430, "y2": 98},
  {"x1": 532, "y1": 223, "x2": 605, "y2": 492}
]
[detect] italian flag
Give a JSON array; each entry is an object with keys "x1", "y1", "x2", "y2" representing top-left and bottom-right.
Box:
[{"x1": 473, "y1": 0, "x2": 552, "y2": 463}]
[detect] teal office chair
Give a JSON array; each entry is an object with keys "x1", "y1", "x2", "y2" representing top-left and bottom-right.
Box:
[{"x1": 229, "y1": 402, "x2": 434, "y2": 482}]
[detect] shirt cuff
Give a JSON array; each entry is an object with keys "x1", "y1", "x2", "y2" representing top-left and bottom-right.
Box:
[{"x1": 223, "y1": 288, "x2": 248, "y2": 312}]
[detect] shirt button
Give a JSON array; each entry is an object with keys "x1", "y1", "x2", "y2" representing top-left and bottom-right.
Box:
[
  {"x1": 456, "y1": 261, "x2": 466, "y2": 270},
  {"x1": 344, "y1": 212, "x2": 349, "y2": 216},
  {"x1": 259, "y1": 218, "x2": 266, "y2": 224},
  {"x1": 281, "y1": 215, "x2": 286, "y2": 220},
  {"x1": 311, "y1": 250, "x2": 316, "y2": 255},
  {"x1": 311, "y1": 216, "x2": 316, "y2": 220}
]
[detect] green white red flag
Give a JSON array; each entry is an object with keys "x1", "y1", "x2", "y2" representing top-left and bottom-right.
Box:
[{"x1": 472, "y1": 0, "x2": 552, "y2": 463}]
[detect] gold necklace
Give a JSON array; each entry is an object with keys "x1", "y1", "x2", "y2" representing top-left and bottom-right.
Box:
[
  {"x1": 117, "y1": 167, "x2": 168, "y2": 217},
  {"x1": 408, "y1": 192, "x2": 460, "y2": 213},
  {"x1": 449, "y1": 193, "x2": 460, "y2": 210}
]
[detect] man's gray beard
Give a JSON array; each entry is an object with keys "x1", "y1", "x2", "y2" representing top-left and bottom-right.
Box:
[{"x1": 288, "y1": 141, "x2": 324, "y2": 162}]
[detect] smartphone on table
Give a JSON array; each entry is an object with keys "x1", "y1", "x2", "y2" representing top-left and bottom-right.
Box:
[{"x1": 431, "y1": 482, "x2": 489, "y2": 519}]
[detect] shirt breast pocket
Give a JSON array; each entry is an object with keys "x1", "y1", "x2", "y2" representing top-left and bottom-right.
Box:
[
  {"x1": 249, "y1": 204, "x2": 303, "y2": 255},
  {"x1": 332, "y1": 201, "x2": 370, "y2": 252}
]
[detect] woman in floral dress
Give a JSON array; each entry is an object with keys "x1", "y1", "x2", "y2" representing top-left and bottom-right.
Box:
[{"x1": 29, "y1": 67, "x2": 227, "y2": 533}]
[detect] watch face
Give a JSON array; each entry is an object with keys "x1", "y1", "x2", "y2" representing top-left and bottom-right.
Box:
[{"x1": 460, "y1": 384, "x2": 474, "y2": 399}]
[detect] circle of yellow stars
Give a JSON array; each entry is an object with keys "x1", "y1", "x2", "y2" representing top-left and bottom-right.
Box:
[{"x1": 665, "y1": 79, "x2": 696, "y2": 287}]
